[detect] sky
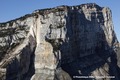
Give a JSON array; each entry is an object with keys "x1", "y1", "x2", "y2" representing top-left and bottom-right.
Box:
[{"x1": 0, "y1": 0, "x2": 120, "y2": 42}]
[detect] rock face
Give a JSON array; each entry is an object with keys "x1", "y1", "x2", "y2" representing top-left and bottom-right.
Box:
[{"x1": 0, "y1": 3, "x2": 120, "y2": 80}]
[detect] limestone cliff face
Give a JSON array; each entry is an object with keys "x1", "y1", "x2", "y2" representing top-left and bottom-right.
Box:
[{"x1": 0, "y1": 3, "x2": 120, "y2": 80}]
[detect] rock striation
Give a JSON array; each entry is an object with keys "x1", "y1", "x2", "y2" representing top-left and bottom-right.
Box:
[{"x1": 0, "y1": 3, "x2": 120, "y2": 80}]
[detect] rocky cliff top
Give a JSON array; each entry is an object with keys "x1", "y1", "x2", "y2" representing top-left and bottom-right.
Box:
[{"x1": 0, "y1": 3, "x2": 103, "y2": 24}]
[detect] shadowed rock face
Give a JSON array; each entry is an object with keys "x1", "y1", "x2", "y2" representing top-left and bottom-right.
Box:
[{"x1": 0, "y1": 3, "x2": 120, "y2": 80}]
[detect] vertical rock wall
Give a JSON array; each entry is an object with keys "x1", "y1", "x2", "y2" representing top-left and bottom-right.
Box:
[{"x1": 0, "y1": 3, "x2": 119, "y2": 80}]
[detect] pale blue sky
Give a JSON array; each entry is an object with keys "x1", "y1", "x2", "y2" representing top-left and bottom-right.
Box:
[{"x1": 0, "y1": 0, "x2": 120, "y2": 41}]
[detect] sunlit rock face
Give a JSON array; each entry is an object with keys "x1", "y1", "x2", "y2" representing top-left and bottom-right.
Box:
[{"x1": 0, "y1": 3, "x2": 120, "y2": 80}]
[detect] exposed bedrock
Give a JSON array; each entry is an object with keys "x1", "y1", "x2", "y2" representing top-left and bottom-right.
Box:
[{"x1": 0, "y1": 3, "x2": 120, "y2": 80}]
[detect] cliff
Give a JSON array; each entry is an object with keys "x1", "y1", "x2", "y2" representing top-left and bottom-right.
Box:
[{"x1": 0, "y1": 3, "x2": 120, "y2": 80}]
